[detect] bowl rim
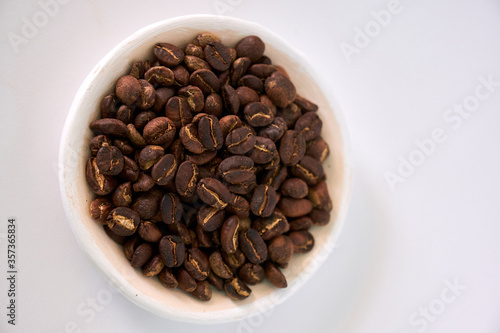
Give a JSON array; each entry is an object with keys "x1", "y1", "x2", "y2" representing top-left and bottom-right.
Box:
[{"x1": 59, "y1": 14, "x2": 353, "y2": 324}]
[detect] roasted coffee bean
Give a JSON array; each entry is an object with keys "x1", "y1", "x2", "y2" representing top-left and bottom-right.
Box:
[
  {"x1": 151, "y1": 154, "x2": 177, "y2": 185},
  {"x1": 307, "y1": 181, "x2": 332, "y2": 211},
  {"x1": 218, "y1": 156, "x2": 254, "y2": 184},
  {"x1": 203, "y1": 93, "x2": 223, "y2": 117},
  {"x1": 177, "y1": 268, "x2": 197, "y2": 292},
  {"x1": 278, "y1": 103, "x2": 301, "y2": 127},
  {"x1": 138, "y1": 220, "x2": 162, "y2": 242},
  {"x1": 279, "y1": 130, "x2": 306, "y2": 166},
  {"x1": 132, "y1": 189, "x2": 162, "y2": 219},
  {"x1": 260, "y1": 95, "x2": 277, "y2": 116},
  {"x1": 265, "y1": 262, "x2": 287, "y2": 288},
  {"x1": 235, "y1": 35, "x2": 265, "y2": 63},
  {"x1": 153, "y1": 87, "x2": 176, "y2": 113},
  {"x1": 226, "y1": 173, "x2": 256, "y2": 195},
  {"x1": 133, "y1": 172, "x2": 155, "y2": 192},
  {"x1": 89, "y1": 135, "x2": 111, "y2": 156},
  {"x1": 159, "y1": 235, "x2": 185, "y2": 267},
  {"x1": 204, "y1": 42, "x2": 231, "y2": 71},
  {"x1": 86, "y1": 158, "x2": 118, "y2": 195},
  {"x1": 281, "y1": 178, "x2": 308, "y2": 199},
  {"x1": 197, "y1": 205, "x2": 225, "y2": 232},
  {"x1": 90, "y1": 198, "x2": 113, "y2": 225},
  {"x1": 175, "y1": 161, "x2": 199, "y2": 197},
  {"x1": 144, "y1": 66, "x2": 175, "y2": 86},
  {"x1": 294, "y1": 95, "x2": 318, "y2": 112},
  {"x1": 185, "y1": 43, "x2": 204, "y2": 59},
  {"x1": 244, "y1": 102, "x2": 274, "y2": 127},
  {"x1": 119, "y1": 156, "x2": 140, "y2": 182},
  {"x1": 218, "y1": 69, "x2": 230, "y2": 86},
  {"x1": 95, "y1": 144, "x2": 124, "y2": 176},
  {"x1": 112, "y1": 182, "x2": 133, "y2": 207},
  {"x1": 165, "y1": 96, "x2": 192, "y2": 129},
  {"x1": 170, "y1": 222, "x2": 192, "y2": 245},
  {"x1": 271, "y1": 166, "x2": 288, "y2": 190},
  {"x1": 113, "y1": 139, "x2": 134, "y2": 155},
  {"x1": 295, "y1": 112, "x2": 322, "y2": 141},
  {"x1": 172, "y1": 65, "x2": 190, "y2": 87},
  {"x1": 248, "y1": 64, "x2": 277, "y2": 79},
  {"x1": 142, "y1": 254, "x2": 164, "y2": 277},
  {"x1": 124, "y1": 236, "x2": 141, "y2": 260},
  {"x1": 225, "y1": 127, "x2": 256, "y2": 155},
  {"x1": 154, "y1": 43, "x2": 184, "y2": 67},
  {"x1": 186, "y1": 150, "x2": 217, "y2": 166},
  {"x1": 239, "y1": 229, "x2": 267, "y2": 264},
  {"x1": 138, "y1": 145, "x2": 164, "y2": 170},
  {"x1": 129, "y1": 60, "x2": 145, "y2": 79},
  {"x1": 265, "y1": 71, "x2": 296, "y2": 108},
  {"x1": 198, "y1": 115, "x2": 223, "y2": 151},
  {"x1": 222, "y1": 249, "x2": 246, "y2": 270},
  {"x1": 193, "y1": 32, "x2": 221, "y2": 48},
  {"x1": 249, "y1": 137, "x2": 276, "y2": 164},
  {"x1": 130, "y1": 243, "x2": 153, "y2": 268},
  {"x1": 209, "y1": 251, "x2": 233, "y2": 279},
  {"x1": 115, "y1": 75, "x2": 141, "y2": 105},
  {"x1": 220, "y1": 215, "x2": 239, "y2": 254},
  {"x1": 178, "y1": 85, "x2": 204, "y2": 113},
  {"x1": 227, "y1": 195, "x2": 250, "y2": 218},
  {"x1": 183, "y1": 55, "x2": 211, "y2": 72},
  {"x1": 238, "y1": 74, "x2": 264, "y2": 93},
  {"x1": 134, "y1": 111, "x2": 156, "y2": 131},
  {"x1": 268, "y1": 235, "x2": 294, "y2": 267},
  {"x1": 106, "y1": 207, "x2": 140, "y2": 236},
  {"x1": 288, "y1": 230, "x2": 314, "y2": 253},
  {"x1": 224, "y1": 278, "x2": 251, "y2": 300},
  {"x1": 259, "y1": 117, "x2": 287, "y2": 142},
  {"x1": 289, "y1": 216, "x2": 313, "y2": 231},
  {"x1": 197, "y1": 178, "x2": 232, "y2": 209},
  {"x1": 291, "y1": 156, "x2": 325, "y2": 186},
  {"x1": 184, "y1": 248, "x2": 209, "y2": 281},
  {"x1": 100, "y1": 94, "x2": 118, "y2": 118},
  {"x1": 179, "y1": 123, "x2": 205, "y2": 154},
  {"x1": 196, "y1": 223, "x2": 212, "y2": 248},
  {"x1": 278, "y1": 198, "x2": 313, "y2": 218},
  {"x1": 158, "y1": 267, "x2": 178, "y2": 288},
  {"x1": 104, "y1": 225, "x2": 128, "y2": 244},
  {"x1": 115, "y1": 105, "x2": 134, "y2": 124},
  {"x1": 306, "y1": 137, "x2": 329, "y2": 162},
  {"x1": 143, "y1": 117, "x2": 176, "y2": 147},
  {"x1": 253, "y1": 210, "x2": 289, "y2": 241},
  {"x1": 238, "y1": 263, "x2": 265, "y2": 285},
  {"x1": 219, "y1": 115, "x2": 243, "y2": 137},
  {"x1": 126, "y1": 124, "x2": 147, "y2": 147},
  {"x1": 90, "y1": 118, "x2": 128, "y2": 138},
  {"x1": 236, "y1": 86, "x2": 259, "y2": 107},
  {"x1": 191, "y1": 280, "x2": 212, "y2": 301},
  {"x1": 135, "y1": 79, "x2": 156, "y2": 109},
  {"x1": 222, "y1": 84, "x2": 240, "y2": 114},
  {"x1": 207, "y1": 270, "x2": 224, "y2": 291},
  {"x1": 160, "y1": 193, "x2": 183, "y2": 224},
  {"x1": 309, "y1": 209, "x2": 330, "y2": 226},
  {"x1": 250, "y1": 184, "x2": 278, "y2": 217},
  {"x1": 231, "y1": 57, "x2": 251, "y2": 86},
  {"x1": 256, "y1": 55, "x2": 272, "y2": 65},
  {"x1": 190, "y1": 69, "x2": 220, "y2": 95}
]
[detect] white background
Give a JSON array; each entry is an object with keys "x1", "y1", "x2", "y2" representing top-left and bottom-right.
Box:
[{"x1": 1, "y1": 0, "x2": 500, "y2": 332}]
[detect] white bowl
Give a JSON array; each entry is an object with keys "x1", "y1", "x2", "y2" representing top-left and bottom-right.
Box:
[{"x1": 58, "y1": 14, "x2": 352, "y2": 323}]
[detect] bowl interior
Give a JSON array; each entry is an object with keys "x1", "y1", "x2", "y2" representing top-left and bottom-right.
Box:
[{"x1": 59, "y1": 15, "x2": 351, "y2": 323}]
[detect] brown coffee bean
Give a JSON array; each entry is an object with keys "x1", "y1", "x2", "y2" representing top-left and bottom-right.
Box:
[
  {"x1": 207, "y1": 270, "x2": 224, "y2": 291},
  {"x1": 204, "y1": 41, "x2": 231, "y2": 71},
  {"x1": 171, "y1": 65, "x2": 189, "y2": 87},
  {"x1": 113, "y1": 139, "x2": 134, "y2": 155},
  {"x1": 281, "y1": 178, "x2": 308, "y2": 199},
  {"x1": 249, "y1": 137, "x2": 276, "y2": 165},
  {"x1": 86, "y1": 158, "x2": 118, "y2": 195},
  {"x1": 248, "y1": 64, "x2": 277, "y2": 79},
  {"x1": 265, "y1": 262, "x2": 287, "y2": 288},
  {"x1": 89, "y1": 135, "x2": 111, "y2": 156},
  {"x1": 278, "y1": 198, "x2": 313, "y2": 218},
  {"x1": 250, "y1": 184, "x2": 278, "y2": 217},
  {"x1": 239, "y1": 229, "x2": 268, "y2": 264},
  {"x1": 95, "y1": 144, "x2": 124, "y2": 176},
  {"x1": 198, "y1": 115, "x2": 223, "y2": 151},
  {"x1": 236, "y1": 35, "x2": 265, "y2": 63},
  {"x1": 238, "y1": 74, "x2": 263, "y2": 93},
  {"x1": 175, "y1": 161, "x2": 199, "y2": 197},
  {"x1": 159, "y1": 235, "x2": 185, "y2": 267},
  {"x1": 231, "y1": 57, "x2": 251, "y2": 86},
  {"x1": 268, "y1": 235, "x2": 294, "y2": 267},
  {"x1": 177, "y1": 268, "x2": 197, "y2": 292},
  {"x1": 221, "y1": 84, "x2": 240, "y2": 114},
  {"x1": 179, "y1": 123, "x2": 205, "y2": 154},
  {"x1": 295, "y1": 112, "x2": 322, "y2": 141},
  {"x1": 224, "y1": 278, "x2": 251, "y2": 300},
  {"x1": 165, "y1": 96, "x2": 192, "y2": 129},
  {"x1": 184, "y1": 248, "x2": 209, "y2": 281},
  {"x1": 238, "y1": 263, "x2": 265, "y2": 285},
  {"x1": 126, "y1": 124, "x2": 147, "y2": 147},
  {"x1": 132, "y1": 172, "x2": 155, "y2": 192},
  {"x1": 236, "y1": 86, "x2": 259, "y2": 107},
  {"x1": 132, "y1": 189, "x2": 162, "y2": 219},
  {"x1": 152, "y1": 87, "x2": 176, "y2": 113},
  {"x1": 142, "y1": 254, "x2": 164, "y2": 277},
  {"x1": 137, "y1": 221, "x2": 162, "y2": 242},
  {"x1": 119, "y1": 156, "x2": 140, "y2": 182},
  {"x1": 253, "y1": 210, "x2": 289, "y2": 241},
  {"x1": 135, "y1": 79, "x2": 156, "y2": 109},
  {"x1": 178, "y1": 85, "x2": 204, "y2": 113},
  {"x1": 265, "y1": 72, "x2": 296, "y2": 108},
  {"x1": 115, "y1": 75, "x2": 141, "y2": 105},
  {"x1": 185, "y1": 43, "x2": 204, "y2": 59},
  {"x1": 222, "y1": 249, "x2": 246, "y2": 270},
  {"x1": 191, "y1": 280, "x2": 212, "y2": 301},
  {"x1": 219, "y1": 115, "x2": 243, "y2": 137},
  {"x1": 193, "y1": 32, "x2": 221, "y2": 48},
  {"x1": 256, "y1": 55, "x2": 272, "y2": 65},
  {"x1": 100, "y1": 94, "x2": 118, "y2": 118},
  {"x1": 294, "y1": 95, "x2": 318, "y2": 112},
  {"x1": 289, "y1": 216, "x2": 313, "y2": 231},
  {"x1": 306, "y1": 137, "x2": 329, "y2": 162},
  {"x1": 112, "y1": 182, "x2": 132, "y2": 207},
  {"x1": 209, "y1": 251, "x2": 233, "y2": 279},
  {"x1": 190, "y1": 69, "x2": 220, "y2": 95},
  {"x1": 279, "y1": 130, "x2": 306, "y2": 166},
  {"x1": 144, "y1": 66, "x2": 175, "y2": 86},
  {"x1": 196, "y1": 222, "x2": 212, "y2": 248},
  {"x1": 104, "y1": 226, "x2": 128, "y2": 244},
  {"x1": 154, "y1": 43, "x2": 184, "y2": 67},
  {"x1": 203, "y1": 93, "x2": 223, "y2": 117},
  {"x1": 138, "y1": 145, "x2": 164, "y2": 170},
  {"x1": 244, "y1": 102, "x2": 274, "y2": 127},
  {"x1": 227, "y1": 195, "x2": 250, "y2": 218},
  {"x1": 130, "y1": 243, "x2": 153, "y2": 268},
  {"x1": 183, "y1": 55, "x2": 211, "y2": 72},
  {"x1": 218, "y1": 156, "x2": 254, "y2": 184},
  {"x1": 106, "y1": 207, "x2": 140, "y2": 236},
  {"x1": 143, "y1": 117, "x2": 176, "y2": 147},
  {"x1": 288, "y1": 230, "x2": 314, "y2": 253},
  {"x1": 123, "y1": 236, "x2": 140, "y2": 260},
  {"x1": 90, "y1": 118, "x2": 128, "y2": 138},
  {"x1": 90, "y1": 198, "x2": 113, "y2": 225},
  {"x1": 309, "y1": 209, "x2": 330, "y2": 226},
  {"x1": 259, "y1": 117, "x2": 287, "y2": 142},
  {"x1": 170, "y1": 222, "x2": 192, "y2": 245},
  {"x1": 278, "y1": 103, "x2": 301, "y2": 127},
  {"x1": 160, "y1": 193, "x2": 183, "y2": 224},
  {"x1": 186, "y1": 150, "x2": 217, "y2": 166},
  {"x1": 226, "y1": 173, "x2": 256, "y2": 195},
  {"x1": 307, "y1": 181, "x2": 332, "y2": 211},
  {"x1": 129, "y1": 60, "x2": 145, "y2": 79},
  {"x1": 115, "y1": 105, "x2": 134, "y2": 125},
  {"x1": 225, "y1": 127, "x2": 256, "y2": 155},
  {"x1": 151, "y1": 154, "x2": 177, "y2": 186},
  {"x1": 197, "y1": 205, "x2": 225, "y2": 232},
  {"x1": 197, "y1": 178, "x2": 232, "y2": 209},
  {"x1": 219, "y1": 69, "x2": 230, "y2": 86},
  {"x1": 220, "y1": 215, "x2": 239, "y2": 254},
  {"x1": 291, "y1": 156, "x2": 325, "y2": 186},
  {"x1": 135, "y1": 111, "x2": 156, "y2": 132},
  {"x1": 158, "y1": 267, "x2": 178, "y2": 288}
]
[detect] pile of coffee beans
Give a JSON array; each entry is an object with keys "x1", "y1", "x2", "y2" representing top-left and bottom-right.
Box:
[{"x1": 86, "y1": 32, "x2": 332, "y2": 301}]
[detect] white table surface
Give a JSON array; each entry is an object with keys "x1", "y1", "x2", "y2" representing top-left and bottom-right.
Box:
[{"x1": 1, "y1": 0, "x2": 499, "y2": 332}]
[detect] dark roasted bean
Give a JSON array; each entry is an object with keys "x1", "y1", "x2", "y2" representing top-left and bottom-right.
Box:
[
  {"x1": 184, "y1": 248, "x2": 210, "y2": 281},
  {"x1": 225, "y1": 127, "x2": 256, "y2": 155},
  {"x1": 144, "y1": 66, "x2": 175, "y2": 86},
  {"x1": 132, "y1": 172, "x2": 155, "y2": 192},
  {"x1": 142, "y1": 254, "x2": 164, "y2": 277},
  {"x1": 165, "y1": 96, "x2": 192, "y2": 129},
  {"x1": 265, "y1": 71, "x2": 296, "y2": 108},
  {"x1": 138, "y1": 145, "x2": 164, "y2": 170},
  {"x1": 112, "y1": 182, "x2": 133, "y2": 207},
  {"x1": 158, "y1": 267, "x2": 178, "y2": 288},
  {"x1": 154, "y1": 43, "x2": 184, "y2": 67},
  {"x1": 218, "y1": 156, "x2": 254, "y2": 184},
  {"x1": 196, "y1": 178, "x2": 232, "y2": 209},
  {"x1": 175, "y1": 161, "x2": 199, "y2": 197},
  {"x1": 279, "y1": 130, "x2": 306, "y2": 166},
  {"x1": 151, "y1": 154, "x2": 177, "y2": 185},
  {"x1": 295, "y1": 112, "x2": 322, "y2": 141},
  {"x1": 288, "y1": 230, "x2": 314, "y2": 253},
  {"x1": 204, "y1": 42, "x2": 231, "y2": 71},
  {"x1": 191, "y1": 280, "x2": 212, "y2": 301},
  {"x1": 239, "y1": 229, "x2": 267, "y2": 264},
  {"x1": 231, "y1": 57, "x2": 251, "y2": 86},
  {"x1": 190, "y1": 69, "x2": 220, "y2": 95},
  {"x1": 253, "y1": 210, "x2": 289, "y2": 241},
  {"x1": 291, "y1": 156, "x2": 325, "y2": 186},
  {"x1": 268, "y1": 235, "x2": 294, "y2": 267},
  {"x1": 177, "y1": 268, "x2": 197, "y2": 292},
  {"x1": 178, "y1": 85, "x2": 205, "y2": 113},
  {"x1": 235, "y1": 36, "x2": 265, "y2": 63},
  {"x1": 197, "y1": 205, "x2": 225, "y2": 232},
  {"x1": 159, "y1": 235, "x2": 185, "y2": 267},
  {"x1": 106, "y1": 207, "x2": 140, "y2": 236},
  {"x1": 131, "y1": 189, "x2": 162, "y2": 219},
  {"x1": 209, "y1": 251, "x2": 233, "y2": 279},
  {"x1": 90, "y1": 198, "x2": 113, "y2": 225},
  {"x1": 160, "y1": 193, "x2": 183, "y2": 224},
  {"x1": 281, "y1": 178, "x2": 309, "y2": 199},
  {"x1": 143, "y1": 117, "x2": 176, "y2": 147},
  {"x1": 224, "y1": 278, "x2": 251, "y2": 300},
  {"x1": 86, "y1": 158, "x2": 117, "y2": 195},
  {"x1": 265, "y1": 262, "x2": 287, "y2": 288},
  {"x1": 306, "y1": 137, "x2": 330, "y2": 162},
  {"x1": 278, "y1": 198, "x2": 313, "y2": 218},
  {"x1": 198, "y1": 114, "x2": 223, "y2": 151},
  {"x1": 251, "y1": 184, "x2": 278, "y2": 217},
  {"x1": 238, "y1": 263, "x2": 265, "y2": 285},
  {"x1": 130, "y1": 243, "x2": 153, "y2": 268},
  {"x1": 137, "y1": 220, "x2": 162, "y2": 242},
  {"x1": 249, "y1": 136, "x2": 276, "y2": 164},
  {"x1": 220, "y1": 215, "x2": 239, "y2": 254},
  {"x1": 90, "y1": 118, "x2": 128, "y2": 138},
  {"x1": 244, "y1": 102, "x2": 274, "y2": 127}
]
